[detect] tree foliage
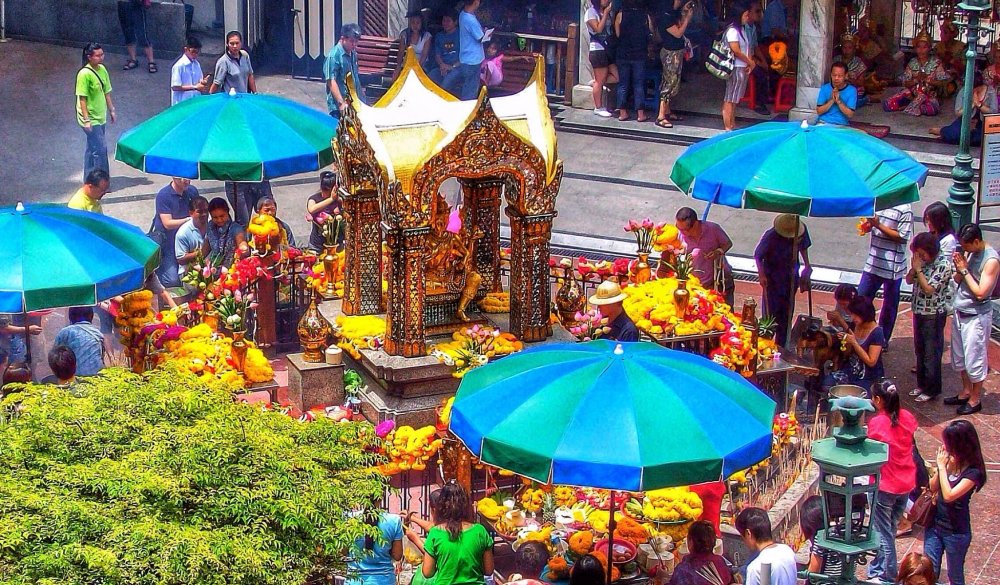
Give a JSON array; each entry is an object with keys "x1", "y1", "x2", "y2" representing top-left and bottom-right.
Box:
[{"x1": 0, "y1": 366, "x2": 387, "y2": 585}]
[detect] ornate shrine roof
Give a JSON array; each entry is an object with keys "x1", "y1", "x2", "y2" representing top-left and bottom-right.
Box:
[{"x1": 345, "y1": 49, "x2": 559, "y2": 194}]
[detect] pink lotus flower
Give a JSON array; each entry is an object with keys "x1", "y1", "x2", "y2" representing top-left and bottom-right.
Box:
[
  {"x1": 314, "y1": 212, "x2": 329, "y2": 225},
  {"x1": 624, "y1": 219, "x2": 639, "y2": 231},
  {"x1": 642, "y1": 218, "x2": 654, "y2": 229}
]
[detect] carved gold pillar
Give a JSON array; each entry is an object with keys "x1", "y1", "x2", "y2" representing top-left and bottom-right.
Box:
[
  {"x1": 506, "y1": 207, "x2": 555, "y2": 342},
  {"x1": 384, "y1": 226, "x2": 430, "y2": 357},
  {"x1": 460, "y1": 178, "x2": 504, "y2": 293},
  {"x1": 342, "y1": 188, "x2": 384, "y2": 316}
]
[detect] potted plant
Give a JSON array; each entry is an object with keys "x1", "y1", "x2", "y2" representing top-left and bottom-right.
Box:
[{"x1": 757, "y1": 314, "x2": 778, "y2": 339}]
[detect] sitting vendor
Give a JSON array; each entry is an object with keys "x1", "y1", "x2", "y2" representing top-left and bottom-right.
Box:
[
  {"x1": 668, "y1": 521, "x2": 732, "y2": 585},
  {"x1": 882, "y1": 30, "x2": 950, "y2": 116},
  {"x1": 827, "y1": 296, "x2": 884, "y2": 393},
  {"x1": 590, "y1": 281, "x2": 640, "y2": 342}
]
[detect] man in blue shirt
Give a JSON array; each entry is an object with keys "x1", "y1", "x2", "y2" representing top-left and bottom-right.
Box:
[
  {"x1": 54, "y1": 306, "x2": 105, "y2": 377},
  {"x1": 324, "y1": 23, "x2": 364, "y2": 120},
  {"x1": 816, "y1": 61, "x2": 857, "y2": 125},
  {"x1": 429, "y1": 12, "x2": 461, "y2": 87},
  {"x1": 453, "y1": 0, "x2": 490, "y2": 100},
  {"x1": 152, "y1": 177, "x2": 199, "y2": 287}
]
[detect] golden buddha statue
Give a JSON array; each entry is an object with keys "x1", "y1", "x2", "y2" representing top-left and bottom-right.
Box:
[{"x1": 424, "y1": 193, "x2": 484, "y2": 321}]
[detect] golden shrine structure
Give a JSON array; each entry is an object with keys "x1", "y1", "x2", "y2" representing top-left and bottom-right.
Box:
[{"x1": 334, "y1": 50, "x2": 563, "y2": 358}]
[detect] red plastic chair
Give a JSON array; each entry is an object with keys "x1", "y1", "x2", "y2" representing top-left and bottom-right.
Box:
[{"x1": 774, "y1": 75, "x2": 796, "y2": 113}]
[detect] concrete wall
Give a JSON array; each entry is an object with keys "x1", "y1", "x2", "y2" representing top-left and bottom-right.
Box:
[
  {"x1": 8, "y1": 0, "x2": 186, "y2": 57},
  {"x1": 184, "y1": 0, "x2": 223, "y2": 31}
]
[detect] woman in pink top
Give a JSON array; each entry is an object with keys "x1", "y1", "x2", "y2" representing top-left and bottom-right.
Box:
[{"x1": 867, "y1": 380, "x2": 918, "y2": 582}]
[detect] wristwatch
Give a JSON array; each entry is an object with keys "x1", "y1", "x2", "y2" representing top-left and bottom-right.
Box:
[{"x1": 960, "y1": 269, "x2": 969, "y2": 276}]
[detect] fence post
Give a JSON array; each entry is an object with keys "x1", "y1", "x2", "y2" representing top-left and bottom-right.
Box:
[{"x1": 564, "y1": 23, "x2": 578, "y2": 105}]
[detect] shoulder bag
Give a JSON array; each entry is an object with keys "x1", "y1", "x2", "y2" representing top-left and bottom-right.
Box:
[
  {"x1": 904, "y1": 488, "x2": 936, "y2": 528},
  {"x1": 706, "y1": 28, "x2": 736, "y2": 80}
]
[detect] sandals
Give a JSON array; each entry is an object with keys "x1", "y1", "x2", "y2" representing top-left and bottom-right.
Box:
[
  {"x1": 655, "y1": 118, "x2": 673, "y2": 129},
  {"x1": 123, "y1": 59, "x2": 139, "y2": 71},
  {"x1": 148, "y1": 62, "x2": 158, "y2": 73}
]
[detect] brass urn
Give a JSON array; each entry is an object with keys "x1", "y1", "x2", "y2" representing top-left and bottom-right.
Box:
[{"x1": 297, "y1": 294, "x2": 332, "y2": 362}]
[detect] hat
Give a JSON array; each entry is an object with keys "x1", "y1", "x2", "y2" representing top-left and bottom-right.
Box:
[
  {"x1": 773, "y1": 214, "x2": 805, "y2": 239},
  {"x1": 589, "y1": 280, "x2": 628, "y2": 306},
  {"x1": 840, "y1": 31, "x2": 856, "y2": 45},
  {"x1": 914, "y1": 28, "x2": 932, "y2": 46},
  {"x1": 341, "y1": 23, "x2": 362, "y2": 39}
]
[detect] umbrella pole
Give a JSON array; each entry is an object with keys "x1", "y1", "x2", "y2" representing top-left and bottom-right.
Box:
[
  {"x1": 606, "y1": 491, "x2": 616, "y2": 584},
  {"x1": 22, "y1": 310, "x2": 31, "y2": 365},
  {"x1": 786, "y1": 217, "x2": 800, "y2": 347}
]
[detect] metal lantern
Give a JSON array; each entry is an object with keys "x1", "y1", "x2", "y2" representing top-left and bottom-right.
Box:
[{"x1": 806, "y1": 397, "x2": 888, "y2": 584}]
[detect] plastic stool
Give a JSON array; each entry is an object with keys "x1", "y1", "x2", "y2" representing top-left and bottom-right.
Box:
[
  {"x1": 774, "y1": 75, "x2": 796, "y2": 113},
  {"x1": 739, "y1": 74, "x2": 757, "y2": 109}
]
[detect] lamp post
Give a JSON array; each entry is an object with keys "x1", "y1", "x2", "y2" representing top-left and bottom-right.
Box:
[
  {"x1": 948, "y1": 0, "x2": 991, "y2": 228},
  {"x1": 800, "y1": 397, "x2": 888, "y2": 585}
]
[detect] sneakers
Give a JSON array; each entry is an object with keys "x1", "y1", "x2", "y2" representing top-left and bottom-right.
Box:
[
  {"x1": 594, "y1": 108, "x2": 613, "y2": 118},
  {"x1": 915, "y1": 393, "x2": 936, "y2": 402},
  {"x1": 908, "y1": 388, "x2": 923, "y2": 397}
]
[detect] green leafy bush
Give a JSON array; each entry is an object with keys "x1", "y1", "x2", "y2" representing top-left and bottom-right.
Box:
[{"x1": 0, "y1": 366, "x2": 387, "y2": 585}]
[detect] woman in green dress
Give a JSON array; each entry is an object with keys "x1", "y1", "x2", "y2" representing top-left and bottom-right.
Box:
[{"x1": 421, "y1": 483, "x2": 494, "y2": 585}]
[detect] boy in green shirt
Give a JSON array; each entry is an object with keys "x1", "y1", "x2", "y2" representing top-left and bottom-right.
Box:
[{"x1": 76, "y1": 43, "x2": 116, "y2": 179}]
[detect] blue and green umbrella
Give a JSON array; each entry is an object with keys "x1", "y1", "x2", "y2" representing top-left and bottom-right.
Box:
[
  {"x1": 670, "y1": 121, "x2": 927, "y2": 217},
  {"x1": 115, "y1": 91, "x2": 338, "y2": 181},
  {"x1": 450, "y1": 340, "x2": 776, "y2": 491},
  {"x1": 0, "y1": 203, "x2": 158, "y2": 313},
  {"x1": 450, "y1": 340, "x2": 775, "y2": 584}
]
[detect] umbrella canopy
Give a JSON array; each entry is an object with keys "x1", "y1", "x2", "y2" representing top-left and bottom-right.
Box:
[
  {"x1": 115, "y1": 92, "x2": 338, "y2": 181},
  {"x1": 0, "y1": 203, "x2": 159, "y2": 312},
  {"x1": 670, "y1": 121, "x2": 927, "y2": 217},
  {"x1": 449, "y1": 340, "x2": 776, "y2": 492}
]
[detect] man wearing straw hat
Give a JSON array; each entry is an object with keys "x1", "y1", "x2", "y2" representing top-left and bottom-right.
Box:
[
  {"x1": 754, "y1": 214, "x2": 813, "y2": 347},
  {"x1": 590, "y1": 281, "x2": 640, "y2": 342}
]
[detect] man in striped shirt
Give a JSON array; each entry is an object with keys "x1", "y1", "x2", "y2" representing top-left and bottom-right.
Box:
[{"x1": 858, "y1": 204, "x2": 913, "y2": 345}]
